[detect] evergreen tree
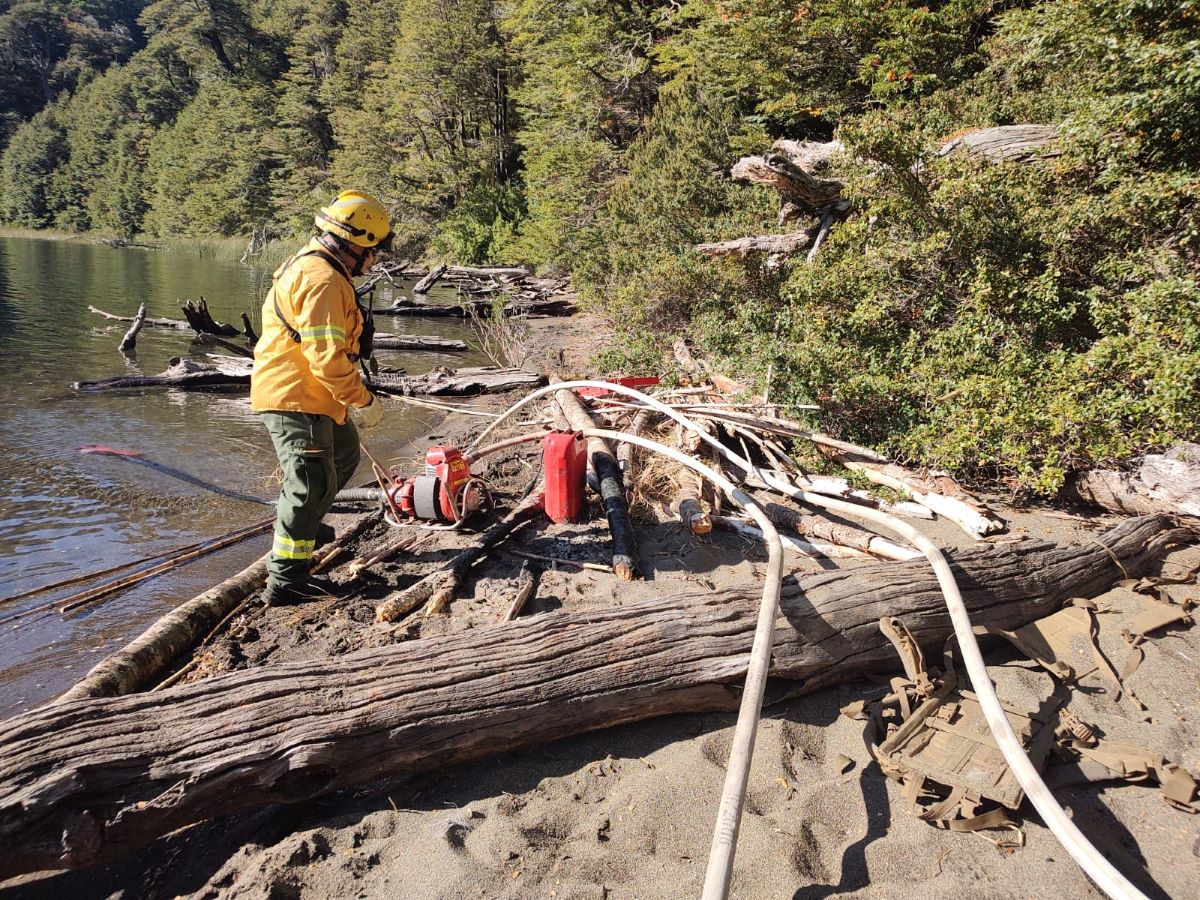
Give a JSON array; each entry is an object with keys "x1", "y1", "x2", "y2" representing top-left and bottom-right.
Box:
[
  {"x1": 502, "y1": 0, "x2": 666, "y2": 270},
  {"x1": 0, "y1": 106, "x2": 67, "y2": 225},
  {"x1": 143, "y1": 80, "x2": 273, "y2": 234},
  {"x1": 260, "y1": 0, "x2": 344, "y2": 233}
]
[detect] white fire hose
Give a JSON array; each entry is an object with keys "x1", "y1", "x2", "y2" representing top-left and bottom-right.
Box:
[{"x1": 477, "y1": 381, "x2": 1148, "y2": 900}]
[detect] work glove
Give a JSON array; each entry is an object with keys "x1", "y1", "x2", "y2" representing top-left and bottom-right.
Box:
[{"x1": 349, "y1": 394, "x2": 384, "y2": 429}]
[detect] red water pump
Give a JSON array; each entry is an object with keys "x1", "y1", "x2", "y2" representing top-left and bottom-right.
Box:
[{"x1": 383, "y1": 446, "x2": 487, "y2": 524}]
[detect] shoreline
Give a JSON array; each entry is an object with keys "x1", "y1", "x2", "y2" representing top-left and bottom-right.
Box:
[{"x1": 3, "y1": 313, "x2": 1199, "y2": 899}]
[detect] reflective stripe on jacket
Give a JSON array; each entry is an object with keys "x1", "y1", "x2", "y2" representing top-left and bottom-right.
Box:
[{"x1": 250, "y1": 238, "x2": 371, "y2": 422}]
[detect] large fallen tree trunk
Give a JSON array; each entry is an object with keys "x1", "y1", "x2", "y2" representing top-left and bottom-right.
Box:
[
  {"x1": 74, "y1": 356, "x2": 252, "y2": 391},
  {"x1": 380, "y1": 295, "x2": 576, "y2": 319},
  {"x1": 371, "y1": 332, "x2": 468, "y2": 351},
  {"x1": 372, "y1": 366, "x2": 546, "y2": 397},
  {"x1": 0, "y1": 516, "x2": 1184, "y2": 879},
  {"x1": 76, "y1": 362, "x2": 542, "y2": 396}
]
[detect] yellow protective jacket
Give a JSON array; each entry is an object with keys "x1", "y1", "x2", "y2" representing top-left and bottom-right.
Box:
[{"x1": 250, "y1": 238, "x2": 371, "y2": 423}]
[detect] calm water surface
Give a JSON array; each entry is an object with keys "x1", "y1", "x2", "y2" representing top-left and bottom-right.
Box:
[{"x1": 0, "y1": 236, "x2": 486, "y2": 714}]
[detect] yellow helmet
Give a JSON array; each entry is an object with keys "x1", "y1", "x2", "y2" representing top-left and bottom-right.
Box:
[{"x1": 315, "y1": 190, "x2": 393, "y2": 250}]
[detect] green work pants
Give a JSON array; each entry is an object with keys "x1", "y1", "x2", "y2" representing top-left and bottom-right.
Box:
[{"x1": 261, "y1": 411, "x2": 360, "y2": 588}]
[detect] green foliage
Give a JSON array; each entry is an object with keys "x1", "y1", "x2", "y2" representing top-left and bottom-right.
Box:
[
  {"x1": 502, "y1": 0, "x2": 665, "y2": 270},
  {"x1": 0, "y1": 107, "x2": 67, "y2": 226},
  {"x1": 0, "y1": 0, "x2": 1196, "y2": 497},
  {"x1": 142, "y1": 81, "x2": 273, "y2": 235}
]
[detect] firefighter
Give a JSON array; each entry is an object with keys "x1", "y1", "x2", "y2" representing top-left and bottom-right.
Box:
[{"x1": 250, "y1": 190, "x2": 392, "y2": 605}]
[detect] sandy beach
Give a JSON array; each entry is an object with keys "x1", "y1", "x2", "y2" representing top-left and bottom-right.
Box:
[{"x1": 3, "y1": 315, "x2": 1198, "y2": 900}]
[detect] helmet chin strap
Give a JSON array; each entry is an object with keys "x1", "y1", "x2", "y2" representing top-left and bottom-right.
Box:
[{"x1": 316, "y1": 232, "x2": 372, "y2": 276}]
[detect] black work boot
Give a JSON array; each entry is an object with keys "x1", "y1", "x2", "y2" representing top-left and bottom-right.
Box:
[{"x1": 262, "y1": 574, "x2": 340, "y2": 607}]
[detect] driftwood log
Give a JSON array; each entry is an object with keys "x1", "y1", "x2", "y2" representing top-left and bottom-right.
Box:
[
  {"x1": 1068, "y1": 443, "x2": 1200, "y2": 519},
  {"x1": 74, "y1": 356, "x2": 252, "y2": 391},
  {"x1": 57, "y1": 554, "x2": 270, "y2": 703},
  {"x1": 190, "y1": 332, "x2": 253, "y2": 358},
  {"x1": 371, "y1": 332, "x2": 468, "y2": 351},
  {"x1": 75, "y1": 363, "x2": 543, "y2": 397},
  {"x1": 380, "y1": 295, "x2": 576, "y2": 319},
  {"x1": 373, "y1": 366, "x2": 546, "y2": 397},
  {"x1": 117, "y1": 303, "x2": 147, "y2": 353},
  {"x1": 0, "y1": 516, "x2": 1183, "y2": 879},
  {"x1": 411, "y1": 263, "x2": 448, "y2": 294},
  {"x1": 180, "y1": 298, "x2": 239, "y2": 336},
  {"x1": 88, "y1": 305, "x2": 192, "y2": 330}
]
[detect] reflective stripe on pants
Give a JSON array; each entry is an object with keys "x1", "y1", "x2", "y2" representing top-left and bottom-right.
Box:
[{"x1": 260, "y1": 410, "x2": 360, "y2": 588}]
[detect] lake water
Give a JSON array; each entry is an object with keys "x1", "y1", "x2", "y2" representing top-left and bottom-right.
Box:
[{"x1": 0, "y1": 236, "x2": 486, "y2": 715}]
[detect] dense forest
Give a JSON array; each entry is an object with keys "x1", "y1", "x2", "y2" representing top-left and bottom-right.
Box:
[{"x1": 1, "y1": 0, "x2": 1197, "y2": 494}]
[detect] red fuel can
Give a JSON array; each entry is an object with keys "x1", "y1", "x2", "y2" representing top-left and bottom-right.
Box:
[{"x1": 543, "y1": 432, "x2": 587, "y2": 523}]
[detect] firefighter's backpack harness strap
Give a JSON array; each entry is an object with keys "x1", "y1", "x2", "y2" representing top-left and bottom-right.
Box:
[{"x1": 272, "y1": 248, "x2": 353, "y2": 345}]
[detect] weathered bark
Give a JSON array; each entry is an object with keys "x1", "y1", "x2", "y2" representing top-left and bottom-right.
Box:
[
  {"x1": 758, "y1": 502, "x2": 919, "y2": 561},
  {"x1": 711, "y1": 515, "x2": 873, "y2": 560},
  {"x1": 117, "y1": 303, "x2": 147, "y2": 354},
  {"x1": 57, "y1": 553, "x2": 269, "y2": 703},
  {"x1": 88, "y1": 305, "x2": 192, "y2": 330},
  {"x1": 938, "y1": 125, "x2": 1061, "y2": 162},
  {"x1": 695, "y1": 228, "x2": 818, "y2": 259},
  {"x1": 371, "y1": 332, "x2": 468, "y2": 351},
  {"x1": 553, "y1": 380, "x2": 641, "y2": 580},
  {"x1": 374, "y1": 492, "x2": 545, "y2": 623},
  {"x1": 0, "y1": 517, "x2": 1183, "y2": 879},
  {"x1": 373, "y1": 366, "x2": 546, "y2": 397},
  {"x1": 74, "y1": 357, "x2": 252, "y2": 391},
  {"x1": 730, "y1": 153, "x2": 845, "y2": 212},
  {"x1": 1068, "y1": 443, "x2": 1200, "y2": 519},
  {"x1": 380, "y1": 296, "x2": 576, "y2": 319},
  {"x1": 76, "y1": 363, "x2": 540, "y2": 396},
  {"x1": 412, "y1": 263, "x2": 448, "y2": 294},
  {"x1": 180, "y1": 299, "x2": 239, "y2": 337}
]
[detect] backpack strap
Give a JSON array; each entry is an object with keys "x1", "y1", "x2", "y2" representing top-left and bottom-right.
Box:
[{"x1": 272, "y1": 249, "x2": 353, "y2": 344}]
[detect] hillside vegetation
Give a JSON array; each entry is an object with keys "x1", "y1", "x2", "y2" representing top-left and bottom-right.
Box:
[{"x1": 2, "y1": 0, "x2": 1197, "y2": 494}]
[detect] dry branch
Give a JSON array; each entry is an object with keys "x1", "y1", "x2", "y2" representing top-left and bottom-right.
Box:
[
  {"x1": 695, "y1": 228, "x2": 819, "y2": 259},
  {"x1": 180, "y1": 298, "x2": 239, "y2": 336},
  {"x1": 412, "y1": 263, "x2": 448, "y2": 294},
  {"x1": 711, "y1": 515, "x2": 872, "y2": 560},
  {"x1": 57, "y1": 552, "x2": 269, "y2": 702},
  {"x1": 374, "y1": 492, "x2": 545, "y2": 623},
  {"x1": 758, "y1": 502, "x2": 919, "y2": 561},
  {"x1": 88, "y1": 305, "x2": 191, "y2": 330},
  {"x1": 0, "y1": 518, "x2": 1183, "y2": 878},
  {"x1": 500, "y1": 563, "x2": 538, "y2": 621},
  {"x1": 117, "y1": 303, "x2": 147, "y2": 353}
]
